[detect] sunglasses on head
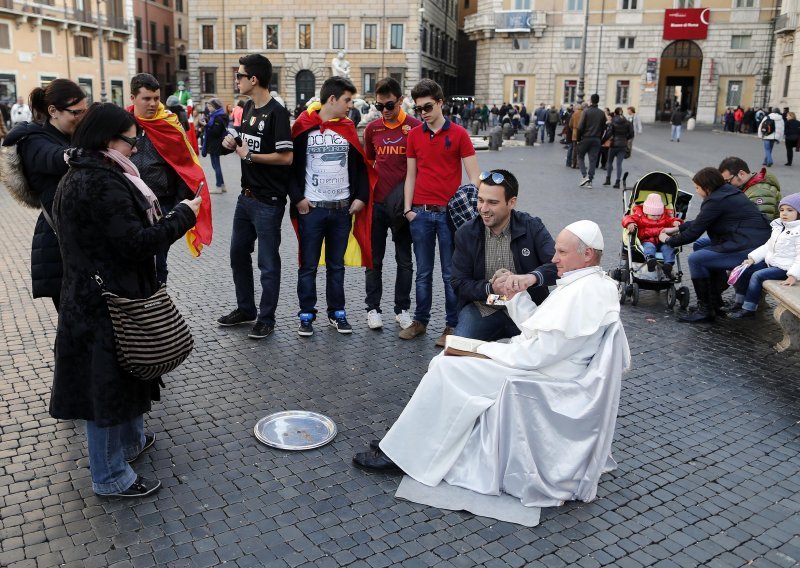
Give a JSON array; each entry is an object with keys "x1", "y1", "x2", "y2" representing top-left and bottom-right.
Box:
[
  {"x1": 479, "y1": 171, "x2": 506, "y2": 185},
  {"x1": 117, "y1": 134, "x2": 139, "y2": 149},
  {"x1": 413, "y1": 102, "x2": 437, "y2": 113},
  {"x1": 374, "y1": 101, "x2": 398, "y2": 112},
  {"x1": 235, "y1": 72, "x2": 253, "y2": 80}
]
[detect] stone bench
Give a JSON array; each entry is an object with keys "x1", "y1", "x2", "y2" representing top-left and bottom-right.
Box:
[{"x1": 762, "y1": 280, "x2": 800, "y2": 352}]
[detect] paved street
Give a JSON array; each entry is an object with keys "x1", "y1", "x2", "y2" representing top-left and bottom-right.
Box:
[{"x1": 1, "y1": 124, "x2": 799, "y2": 568}]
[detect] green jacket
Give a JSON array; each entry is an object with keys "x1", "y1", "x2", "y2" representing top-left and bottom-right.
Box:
[{"x1": 743, "y1": 169, "x2": 781, "y2": 220}]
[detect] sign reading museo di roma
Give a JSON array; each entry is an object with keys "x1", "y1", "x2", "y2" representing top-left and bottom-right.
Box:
[{"x1": 663, "y1": 8, "x2": 710, "y2": 40}]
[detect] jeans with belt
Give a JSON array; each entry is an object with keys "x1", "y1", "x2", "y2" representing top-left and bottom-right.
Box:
[
  {"x1": 86, "y1": 415, "x2": 144, "y2": 495},
  {"x1": 409, "y1": 207, "x2": 458, "y2": 327},
  {"x1": 297, "y1": 205, "x2": 352, "y2": 317},
  {"x1": 365, "y1": 202, "x2": 413, "y2": 314},
  {"x1": 230, "y1": 193, "x2": 285, "y2": 326}
]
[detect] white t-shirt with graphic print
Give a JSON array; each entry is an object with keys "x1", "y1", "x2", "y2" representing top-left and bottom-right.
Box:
[{"x1": 304, "y1": 128, "x2": 350, "y2": 202}]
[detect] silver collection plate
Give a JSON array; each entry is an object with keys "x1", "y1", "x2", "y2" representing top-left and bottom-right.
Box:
[{"x1": 254, "y1": 411, "x2": 338, "y2": 451}]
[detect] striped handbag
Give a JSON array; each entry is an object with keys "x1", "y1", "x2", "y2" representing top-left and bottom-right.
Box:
[{"x1": 98, "y1": 279, "x2": 194, "y2": 381}]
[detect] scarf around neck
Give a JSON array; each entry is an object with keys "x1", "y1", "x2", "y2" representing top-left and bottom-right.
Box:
[{"x1": 102, "y1": 147, "x2": 162, "y2": 225}]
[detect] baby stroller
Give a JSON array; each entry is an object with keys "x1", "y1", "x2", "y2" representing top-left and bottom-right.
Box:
[{"x1": 611, "y1": 171, "x2": 693, "y2": 309}]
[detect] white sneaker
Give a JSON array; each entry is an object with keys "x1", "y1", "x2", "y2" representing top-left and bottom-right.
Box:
[
  {"x1": 395, "y1": 310, "x2": 413, "y2": 330},
  {"x1": 579, "y1": 177, "x2": 591, "y2": 187},
  {"x1": 367, "y1": 309, "x2": 383, "y2": 329}
]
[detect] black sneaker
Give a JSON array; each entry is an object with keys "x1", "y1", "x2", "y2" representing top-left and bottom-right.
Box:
[
  {"x1": 328, "y1": 310, "x2": 353, "y2": 334},
  {"x1": 646, "y1": 256, "x2": 657, "y2": 272},
  {"x1": 248, "y1": 322, "x2": 274, "y2": 339},
  {"x1": 217, "y1": 309, "x2": 256, "y2": 327},
  {"x1": 126, "y1": 432, "x2": 156, "y2": 463},
  {"x1": 99, "y1": 476, "x2": 161, "y2": 498},
  {"x1": 298, "y1": 313, "x2": 314, "y2": 337}
]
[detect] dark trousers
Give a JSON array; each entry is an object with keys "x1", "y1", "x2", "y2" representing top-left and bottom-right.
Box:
[
  {"x1": 546, "y1": 122, "x2": 557, "y2": 142},
  {"x1": 209, "y1": 154, "x2": 224, "y2": 187},
  {"x1": 230, "y1": 194, "x2": 285, "y2": 326},
  {"x1": 606, "y1": 147, "x2": 626, "y2": 181},
  {"x1": 155, "y1": 196, "x2": 177, "y2": 284},
  {"x1": 577, "y1": 137, "x2": 601, "y2": 180},
  {"x1": 297, "y1": 205, "x2": 352, "y2": 317},
  {"x1": 786, "y1": 139, "x2": 797, "y2": 165},
  {"x1": 365, "y1": 202, "x2": 413, "y2": 314}
]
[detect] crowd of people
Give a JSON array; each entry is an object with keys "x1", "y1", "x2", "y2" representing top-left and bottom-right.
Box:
[{"x1": 4, "y1": 55, "x2": 796, "y2": 510}]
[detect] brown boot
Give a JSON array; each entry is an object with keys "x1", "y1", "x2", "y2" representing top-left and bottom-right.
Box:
[
  {"x1": 435, "y1": 326, "x2": 455, "y2": 348},
  {"x1": 398, "y1": 320, "x2": 426, "y2": 340}
]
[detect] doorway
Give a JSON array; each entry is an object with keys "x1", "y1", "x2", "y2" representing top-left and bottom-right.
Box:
[
  {"x1": 656, "y1": 40, "x2": 702, "y2": 122},
  {"x1": 295, "y1": 70, "x2": 315, "y2": 108}
]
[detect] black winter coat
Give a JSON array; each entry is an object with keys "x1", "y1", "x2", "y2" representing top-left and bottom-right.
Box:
[
  {"x1": 610, "y1": 116, "x2": 634, "y2": 148},
  {"x1": 50, "y1": 151, "x2": 196, "y2": 427},
  {"x1": 666, "y1": 184, "x2": 770, "y2": 253},
  {"x1": 3, "y1": 121, "x2": 71, "y2": 299},
  {"x1": 202, "y1": 112, "x2": 229, "y2": 156},
  {"x1": 451, "y1": 210, "x2": 558, "y2": 313}
]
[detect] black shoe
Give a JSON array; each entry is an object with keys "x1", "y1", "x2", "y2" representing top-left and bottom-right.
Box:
[
  {"x1": 99, "y1": 476, "x2": 161, "y2": 498},
  {"x1": 662, "y1": 264, "x2": 674, "y2": 280},
  {"x1": 353, "y1": 451, "x2": 403, "y2": 473},
  {"x1": 369, "y1": 439, "x2": 381, "y2": 451},
  {"x1": 218, "y1": 309, "x2": 256, "y2": 327},
  {"x1": 126, "y1": 432, "x2": 156, "y2": 463},
  {"x1": 719, "y1": 302, "x2": 743, "y2": 314},
  {"x1": 298, "y1": 313, "x2": 314, "y2": 337},
  {"x1": 602, "y1": 177, "x2": 611, "y2": 186},
  {"x1": 248, "y1": 322, "x2": 274, "y2": 339},
  {"x1": 646, "y1": 256, "x2": 657, "y2": 272},
  {"x1": 613, "y1": 180, "x2": 621, "y2": 189},
  {"x1": 679, "y1": 278, "x2": 715, "y2": 323},
  {"x1": 328, "y1": 310, "x2": 353, "y2": 334},
  {"x1": 728, "y1": 308, "x2": 755, "y2": 319}
]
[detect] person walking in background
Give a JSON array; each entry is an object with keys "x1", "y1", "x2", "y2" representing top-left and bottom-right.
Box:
[
  {"x1": 2, "y1": 79, "x2": 87, "y2": 311},
  {"x1": 546, "y1": 105, "x2": 560, "y2": 143},
  {"x1": 576, "y1": 94, "x2": 605, "y2": 189},
  {"x1": 231, "y1": 100, "x2": 245, "y2": 128},
  {"x1": 10, "y1": 96, "x2": 32, "y2": 126},
  {"x1": 165, "y1": 95, "x2": 189, "y2": 132},
  {"x1": 757, "y1": 107, "x2": 785, "y2": 167},
  {"x1": 201, "y1": 98, "x2": 229, "y2": 193},
  {"x1": 782, "y1": 111, "x2": 799, "y2": 166},
  {"x1": 603, "y1": 107, "x2": 633, "y2": 189},
  {"x1": 567, "y1": 102, "x2": 585, "y2": 168},
  {"x1": 670, "y1": 106, "x2": 686, "y2": 142},
  {"x1": 51, "y1": 102, "x2": 201, "y2": 498}
]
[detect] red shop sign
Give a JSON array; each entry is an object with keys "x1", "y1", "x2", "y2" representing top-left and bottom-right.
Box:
[{"x1": 663, "y1": 8, "x2": 710, "y2": 40}]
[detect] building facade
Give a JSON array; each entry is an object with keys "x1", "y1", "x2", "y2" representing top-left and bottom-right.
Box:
[
  {"x1": 0, "y1": 0, "x2": 132, "y2": 106},
  {"x1": 133, "y1": 0, "x2": 179, "y2": 95},
  {"x1": 464, "y1": 0, "x2": 780, "y2": 123},
  {"x1": 187, "y1": 0, "x2": 457, "y2": 109},
  {"x1": 771, "y1": 0, "x2": 798, "y2": 112}
]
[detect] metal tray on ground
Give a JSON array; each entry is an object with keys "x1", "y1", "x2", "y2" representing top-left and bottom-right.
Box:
[{"x1": 254, "y1": 410, "x2": 337, "y2": 450}]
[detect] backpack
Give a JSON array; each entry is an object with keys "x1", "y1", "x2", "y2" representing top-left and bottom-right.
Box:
[{"x1": 760, "y1": 117, "x2": 775, "y2": 137}]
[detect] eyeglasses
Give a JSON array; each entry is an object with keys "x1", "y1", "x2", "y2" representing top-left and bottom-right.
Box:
[
  {"x1": 413, "y1": 102, "x2": 437, "y2": 113},
  {"x1": 235, "y1": 72, "x2": 252, "y2": 80},
  {"x1": 479, "y1": 171, "x2": 506, "y2": 185},
  {"x1": 59, "y1": 107, "x2": 86, "y2": 117},
  {"x1": 374, "y1": 101, "x2": 398, "y2": 112},
  {"x1": 117, "y1": 134, "x2": 139, "y2": 149}
]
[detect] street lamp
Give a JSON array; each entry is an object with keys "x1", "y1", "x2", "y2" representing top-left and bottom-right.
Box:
[
  {"x1": 576, "y1": 0, "x2": 589, "y2": 104},
  {"x1": 96, "y1": 0, "x2": 107, "y2": 102}
]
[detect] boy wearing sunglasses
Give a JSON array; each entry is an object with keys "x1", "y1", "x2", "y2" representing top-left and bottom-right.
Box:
[
  {"x1": 401, "y1": 79, "x2": 481, "y2": 347},
  {"x1": 362, "y1": 77, "x2": 422, "y2": 331}
]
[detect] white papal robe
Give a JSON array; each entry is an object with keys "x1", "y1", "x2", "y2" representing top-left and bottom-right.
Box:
[{"x1": 380, "y1": 266, "x2": 631, "y2": 507}]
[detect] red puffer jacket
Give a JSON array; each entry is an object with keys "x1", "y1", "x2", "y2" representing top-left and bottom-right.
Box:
[{"x1": 621, "y1": 205, "x2": 683, "y2": 243}]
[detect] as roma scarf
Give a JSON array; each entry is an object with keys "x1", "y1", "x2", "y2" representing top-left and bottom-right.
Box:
[
  {"x1": 292, "y1": 105, "x2": 377, "y2": 268},
  {"x1": 128, "y1": 103, "x2": 212, "y2": 257}
]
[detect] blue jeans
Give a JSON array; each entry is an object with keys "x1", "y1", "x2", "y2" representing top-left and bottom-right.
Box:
[
  {"x1": 734, "y1": 261, "x2": 786, "y2": 311},
  {"x1": 230, "y1": 194, "x2": 285, "y2": 326},
  {"x1": 409, "y1": 209, "x2": 458, "y2": 327},
  {"x1": 537, "y1": 122, "x2": 545, "y2": 142},
  {"x1": 297, "y1": 205, "x2": 352, "y2": 317},
  {"x1": 692, "y1": 235, "x2": 711, "y2": 251},
  {"x1": 155, "y1": 197, "x2": 177, "y2": 284},
  {"x1": 671, "y1": 124, "x2": 682, "y2": 140},
  {"x1": 453, "y1": 303, "x2": 520, "y2": 341},
  {"x1": 209, "y1": 154, "x2": 224, "y2": 187},
  {"x1": 763, "y1": 139, "x2": 776, "y2": 166},
  {"x1": 641, "y1": 241, "x2": 675, "y2": 264},
  {"x1": 86, "y1": 415, "x2": 144, "y2": 495},
  {"x1": 365, "y1": 202, "x2": 413, "y2": 314},
  {"x1": 606, "y1": 147, "x2": 626, "y2": 181},
  {"x1": 687, "y1": 248, "x2": 748, "y2": 279}
]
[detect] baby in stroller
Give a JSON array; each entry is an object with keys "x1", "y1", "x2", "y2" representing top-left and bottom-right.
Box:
[{"x1": 622, "y1": 194, "x2": 683, "y2": 279}]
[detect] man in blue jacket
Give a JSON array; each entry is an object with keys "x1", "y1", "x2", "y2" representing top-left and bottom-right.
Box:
[{"x1": 450, "y1": 169, "x2": 558, "y2": 341}]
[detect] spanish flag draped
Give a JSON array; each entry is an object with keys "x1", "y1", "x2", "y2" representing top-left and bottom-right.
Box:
[
  {"x1": 128, "y1": 103, "x2": 212, "y2": 257},
  {"x1": 291, "y1": 104, "x2": 377, "y2": 268}
]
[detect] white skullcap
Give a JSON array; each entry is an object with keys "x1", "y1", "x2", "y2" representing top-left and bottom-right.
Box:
[{"x1": 564, "y1": 220, "x2": 604, "y2": 250}]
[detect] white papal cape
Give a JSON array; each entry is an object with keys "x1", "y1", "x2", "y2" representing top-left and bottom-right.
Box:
[{"x1": 380, "y1": 266, "x2": 631, "y2": 507}]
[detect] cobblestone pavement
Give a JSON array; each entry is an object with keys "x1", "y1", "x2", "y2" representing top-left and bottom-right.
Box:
[{"x1": 1, "y1": 125, "x2": 798, "y2": 568}]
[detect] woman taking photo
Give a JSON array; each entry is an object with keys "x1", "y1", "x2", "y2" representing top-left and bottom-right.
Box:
[
  {"x1": 659, "y1": 167, "x2": 770, "y2": 323},
  {"x1": 51, "y1": 103, "x2": 201, "y2": 497},
  {"x1": 2, "y1": 79, "x2": 87, "y2": 310}
]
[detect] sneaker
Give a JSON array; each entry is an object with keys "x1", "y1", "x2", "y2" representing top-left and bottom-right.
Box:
[
  {"x1": 662, "y1": 264, "x2": 674, "y2": 280},
  {"x1": 435, "y1": 326, "x2": 455, "y2": 348},
  {"x1": 329, "y1": 310, "x2": 353, "y2": 334},
  {"x1": 579, "y1": 176, "x2": 591, "y2": 187},
  {"x1": 646, "y1": 256, "x2": 657, "y2": 272},
  {"x1": 728, "y1": 308, "x2": 755, "y2": 319},
  {"x1": 126, "y1": 432, "x2": 156, "y2": 463},
  {"x1": 395, "y1": 310, "x2": 413, "y2": 330},
  {"x1": 99, "y1": 475, "x2": 161, "y2": 498},
  {"x1": 367, "y1": 309, "x2": 383, "y2": 330},
  {"x1": 582, "y1": 181, "x2": 593, "y2": 189},
  {"x1": 217, "y1": 309, "x2": 256, "y2": 327},
  {"x1": 248, "y1": 322, "x2": 274, "y2": 339},
  {"x1": 298, "y1": 313, "x2": 315, "y2": 336},
  {"x1": 399, "y1": 320, "x2": 427, "y2": 340}
]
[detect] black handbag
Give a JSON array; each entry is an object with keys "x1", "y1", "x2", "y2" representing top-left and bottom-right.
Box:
[{"x1": 95, "y1": 275, "x2": 194, "y2": 381}]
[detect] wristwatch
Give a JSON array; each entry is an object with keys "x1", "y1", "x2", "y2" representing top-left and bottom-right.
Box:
[{"x1": 243, "y1": 150, "x2": 253, "y2": 164}]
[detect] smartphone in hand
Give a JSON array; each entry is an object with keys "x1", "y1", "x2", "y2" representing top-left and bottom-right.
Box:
[
  {"x1": 227, "y1": 127, "x2": 243, "y2": 147},
  {"x1": 194, "y1": 181, "x2": 205, "y2": 199}
]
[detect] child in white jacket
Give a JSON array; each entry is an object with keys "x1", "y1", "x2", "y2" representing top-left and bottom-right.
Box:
[{"x1": 729, "y1": 193, "x2": 800, "y2": 318}]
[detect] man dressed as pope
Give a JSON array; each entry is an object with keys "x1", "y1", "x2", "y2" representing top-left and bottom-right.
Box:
[{"x1": 353, "y1": 220, "x2": 631, "y2": 508}]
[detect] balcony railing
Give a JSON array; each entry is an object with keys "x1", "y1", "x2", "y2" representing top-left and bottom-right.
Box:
[
  {"x1": 464, "y1": 10, "x2": 547, "y2": 37},
  {"x1": 774, "y1": 12, "x2": 798, "y2": 33},
  {"x1": 0, "y1": 1, "x2": 130, "y2": 32}
]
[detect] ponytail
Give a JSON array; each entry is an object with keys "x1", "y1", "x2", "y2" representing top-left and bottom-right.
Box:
[
  {"x1": 28, "y1": 87, "x2": 48, "y2": 122},
  {"x1": 27, "y1": 79, "x2": 86, "y2": 124}
]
